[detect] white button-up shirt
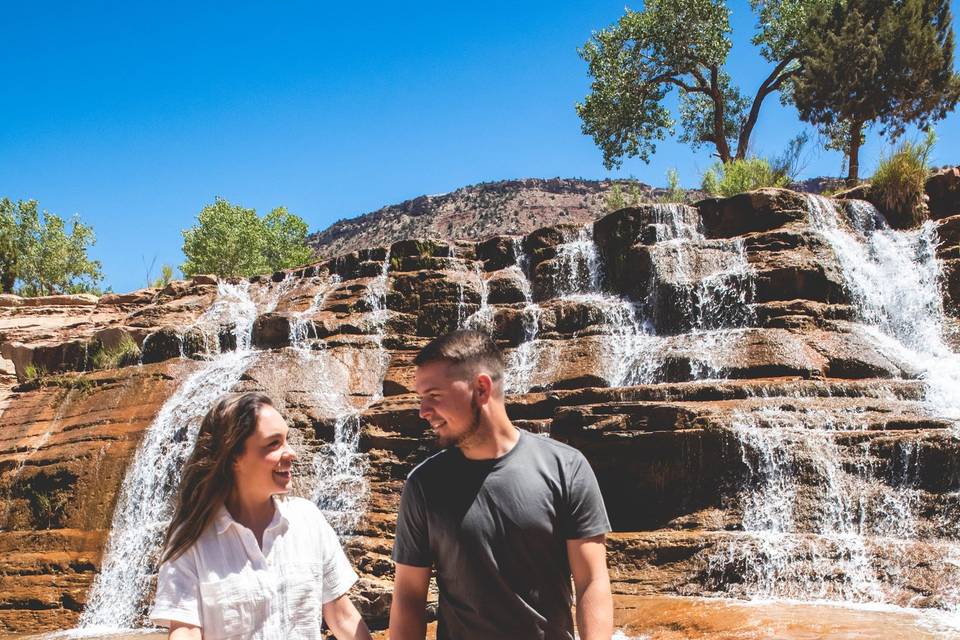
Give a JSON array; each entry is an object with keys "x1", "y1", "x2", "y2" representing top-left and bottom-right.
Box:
[{"x1": 150, "y1": 496, "x2": 358, "y2": 639}]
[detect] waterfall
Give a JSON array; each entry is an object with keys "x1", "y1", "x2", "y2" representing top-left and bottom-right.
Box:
[
  {"x1": 642, "y1": 204, "x2": 755, "y2": 379},
  {"x1": 547, "y1": 226, "x2": 653, "y2": 387},
  {"x1": 711, "y1": 405, "x2": 960, "y2": 609},
  {"x1": 78, "y1": 279, "x2": 288, "y2": 630},
  {"x1": 505, "y1": 237, "x2": 544, "y2": 394},
  {"x1": 310, "y1": 252, "x2": 392, "y2": 534},
  {"x1": 463, "y1": 262, "x2": 494, "y2": 333},
  {"x1": 548, "y1": 211, "x2": 754, "y2": 387},
  {"x1": 290, "y1": 274, "x2": 340, "y2": 351},
  {"x1": 805, "y1": 195, "x2": 960, "y2": 422},
  {"x1": 707, "y1": 197, "x2": 960, "y2": 612}
]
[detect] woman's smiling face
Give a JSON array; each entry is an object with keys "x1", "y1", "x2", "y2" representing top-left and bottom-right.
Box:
[{"x1": 232, "y1": 404, "x2": 297, "y2": 501}]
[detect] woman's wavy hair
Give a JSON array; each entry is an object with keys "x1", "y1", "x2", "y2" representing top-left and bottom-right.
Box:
[{"x1": 160, "y1": 391, "x2": 274, "y2": 563}]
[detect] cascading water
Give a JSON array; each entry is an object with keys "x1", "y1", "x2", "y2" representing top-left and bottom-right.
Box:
[
  {"x1": 504, "y1": 237, "x2": 545, "y2": 394},
  {"x1": 548, "y1": 226, "x2": 656, "y2": 387},
  {"x1": 310, "y1": 253, "x2": 392, "y2": 534},
  {"x1": 290, "y1": 274, "x2": 340, "y2": 351},
  {"x1": 708, "y1": 196, "x2": 960, "y2": 617},
  {"x1": 641, "y1": 204, "x2": 755, "y2": 379},
  {"x1": 78, "y1": 279, "x2": 288, "y2": 630},
  {"x1": 806, "y1": 194, "x2": 960, "y2": 421},
  {"x1": 548, "y1": 210, "x2": 754, "y2": 387},
  {"x1": 463, "y1": 262, "x2": 494, "y2": 333}
]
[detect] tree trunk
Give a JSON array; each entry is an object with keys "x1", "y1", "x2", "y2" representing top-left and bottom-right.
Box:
[
  {"x1": 0, "y1": 260, "x2": 14, "y2": 294},
  {"x1": 710, "y1": 67, "x2": 732, "y2": 164},
  {"x1": 846, "y1": 120, "x2": 863, "y2": 185}
]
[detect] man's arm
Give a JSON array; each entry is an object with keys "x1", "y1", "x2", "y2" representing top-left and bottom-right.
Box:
[
  {"x1": 388, "y1": 563, "x2": 431, "y2": 640},
  {"x1": 568, "y1": 534, "x2": 613, "y2": 640},
  {"x1": 322, "y1": 593, "x2": 373, "y2": 640},
  {"x1": 169, "y1": 622, "x2": 201, "y2": 639}
]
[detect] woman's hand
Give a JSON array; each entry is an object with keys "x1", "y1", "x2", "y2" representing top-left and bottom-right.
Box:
[{"x1": 322, "y1": 593, "x2": 373, "y2": 640}]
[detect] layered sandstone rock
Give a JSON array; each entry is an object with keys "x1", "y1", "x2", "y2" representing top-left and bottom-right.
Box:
[{"x1": 1, "y1": 187, "x2": 958, "y2": 633}]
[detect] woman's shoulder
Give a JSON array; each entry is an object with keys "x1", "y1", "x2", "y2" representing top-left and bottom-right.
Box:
[{"x1": 277, "y1": 495, "x2": 327, "y2": 525}]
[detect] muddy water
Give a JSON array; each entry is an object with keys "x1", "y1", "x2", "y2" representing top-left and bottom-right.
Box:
[
  {"x1": 375, "y1": 595, "x2": 960, "y2": 639},
  {"x1": 609, "y1": 595, "x2": 960, "y2": 639},
  {"x1": 6, "y1": 595, "x2": 958, "y2": 639}
]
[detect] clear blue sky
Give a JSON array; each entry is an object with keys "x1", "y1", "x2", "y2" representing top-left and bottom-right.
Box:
[{"x1": 4, "y1": 1, "x2": 959, "y2": 294}]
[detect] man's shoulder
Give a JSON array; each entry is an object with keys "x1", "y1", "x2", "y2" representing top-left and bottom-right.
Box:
[{"x1": 520, "y1": 431, "x2": 587, "y2": 464}]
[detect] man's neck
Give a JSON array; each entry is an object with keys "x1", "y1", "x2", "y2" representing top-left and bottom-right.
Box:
[{"x1": 459, "y1": 413, "x2": 520, "y2": 461}]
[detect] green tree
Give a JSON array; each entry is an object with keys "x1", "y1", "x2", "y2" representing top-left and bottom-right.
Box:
[
  {"x1": 0, "y1": 198, "x2": 103, "y2": 296},
  {"x1": 576, "y1": 0, "x2": 827, "y2": 168},
  {"x1": 181, "y1": 197, "x2": 314, "y2": 278},
  {"x1": 793, "y1": 0, "x2": 960, "y2": 183},
  {"x1": 261, "y1": 206, "x2": 313, "y2": 272}
]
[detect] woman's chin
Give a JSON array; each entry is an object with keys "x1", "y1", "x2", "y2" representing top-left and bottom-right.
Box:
[{"x1": 271, "y1": 471, "x2": 293, "y2": 492}]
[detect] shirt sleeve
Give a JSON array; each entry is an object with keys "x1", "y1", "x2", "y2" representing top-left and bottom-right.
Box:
[
  {"x1": 391, "y1": 474, "x2": 432, "y2": 567},
  {"x1": 149, "y1": 548, "x2": 202, "y2": 628},
  {"x1": 316, "y1": 511, "x2": 359, "y2": 604},
  {"x1": 562, "y1": 452, "x2": 611, "y2": 540}
]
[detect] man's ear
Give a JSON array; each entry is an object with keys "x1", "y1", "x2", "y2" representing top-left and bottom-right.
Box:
[{"x1": 474, "y1": 373, "x2": 493, "y2": 404}]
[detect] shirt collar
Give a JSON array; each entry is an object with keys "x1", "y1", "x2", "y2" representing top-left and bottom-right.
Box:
[{"x1": 214, "y1": 495, "x2": 289, "y2": 535}]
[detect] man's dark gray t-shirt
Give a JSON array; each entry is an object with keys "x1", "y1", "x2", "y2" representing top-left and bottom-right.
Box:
[{"x1": 391, "y1": 430, "x2": 611, "y2": 640}]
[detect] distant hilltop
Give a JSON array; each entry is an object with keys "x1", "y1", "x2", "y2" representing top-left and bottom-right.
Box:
[
  {"x1": 307, "y1": 178, "x2": 683, "y2": 259},
  {"x1": 305, "y1": 175, "x2": 865, "y2": 260}
]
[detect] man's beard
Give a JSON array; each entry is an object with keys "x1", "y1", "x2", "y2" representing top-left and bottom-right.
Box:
[{"x1": 436, "y1": 396, "x2": 482, "y2": 449}]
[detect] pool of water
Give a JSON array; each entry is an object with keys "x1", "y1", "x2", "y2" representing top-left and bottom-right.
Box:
[{"x1": 6, "y1": 595, "x2": 958, "y2": 639}]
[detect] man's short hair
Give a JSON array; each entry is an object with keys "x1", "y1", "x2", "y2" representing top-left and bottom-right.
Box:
[{"x1": 414, "y1": 330, "x2": 505, "y2": 389}]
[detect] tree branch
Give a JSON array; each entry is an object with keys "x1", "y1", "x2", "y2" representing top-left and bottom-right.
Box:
[{"x1": 735, "y1": 56, "x2": 797, "y2": 159}]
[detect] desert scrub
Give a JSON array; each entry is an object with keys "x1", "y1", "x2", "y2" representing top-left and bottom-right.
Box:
[
  {"x1": 49, "y1": 373, "x2": 94, "y2": 394},
  {"x1": 23, "y1": 363, "x2": 47, "y2": 386},
  {"x1": 869, "y1": 130, "x2": 935, "y2": 228},
  {"x1": 658, "y1": 168, "x2": 686, "y2": 203},
  {"x1": 605, "y1": 181, "x2": 645, "y2": 212},
  {"x1": 90, "y1": 334, "x2": 141, "y2": 370},
  {"x1": 701, "y1": 157, "x2": 788, "y2": 197}
]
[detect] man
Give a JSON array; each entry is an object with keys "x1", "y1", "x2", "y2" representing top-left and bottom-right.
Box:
[{"x1": 389, "y1": 330, "x2": 614, "y2": 640}]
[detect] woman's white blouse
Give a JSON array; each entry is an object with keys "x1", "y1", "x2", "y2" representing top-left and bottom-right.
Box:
[{"x1": 150, "y1": 496, "x2": 358, "y2": 639}]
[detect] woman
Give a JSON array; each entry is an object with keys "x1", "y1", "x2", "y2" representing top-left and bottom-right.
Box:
[{"x1": 150, "y1": 391, "x2": 372, "y2": 640}]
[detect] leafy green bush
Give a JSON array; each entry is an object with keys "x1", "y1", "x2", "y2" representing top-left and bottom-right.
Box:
[
  {"x1": 150, "y1": 264, "x2": 175, "y2": 288},
  {"x1": 658, "y1": 168, "x2": 686, "y2": 203},
  {"x1": 869, "y1": 130, "x2": 935, "y2": 228},
  {"x1": 701, "y1": 157, "x2": 788, "y2": 197},
  {"x1": 605, "y1": 182, "x2": 647, "y2": 212},
  {"x1": 22, "y1": 363, "x2": 47, "y2": 386}
]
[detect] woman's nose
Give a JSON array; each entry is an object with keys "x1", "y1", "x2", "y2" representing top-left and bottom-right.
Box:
[{"x1": 283, "y1": 443, "x2": 297, "y2": 461}]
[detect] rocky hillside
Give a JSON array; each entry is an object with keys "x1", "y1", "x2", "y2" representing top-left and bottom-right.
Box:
[{"x1": 307, "y1": 178, "x2": 699, "y2": 259}]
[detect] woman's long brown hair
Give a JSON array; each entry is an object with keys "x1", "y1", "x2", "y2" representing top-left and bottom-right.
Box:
[{"x1": 160, "y1": 391, "x2": 274, "y2": 563}]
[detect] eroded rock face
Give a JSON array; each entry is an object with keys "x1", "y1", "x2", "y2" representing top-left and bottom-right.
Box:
[
  {"x1": 927, "y1": 167, "x2": 960, "y2": 220},
  {"x1": 1, "y1": 187, "x2": 959, "y2": 633}
]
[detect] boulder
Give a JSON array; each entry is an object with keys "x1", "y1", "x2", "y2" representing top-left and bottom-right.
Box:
[
  {"x1": 475, "y1": 235, "x2": 520, "y2": 271},
  {"x1": 926, "y1": 166, "x2": 960, "y2": 220},
  {"x1": 696, "y1": 188, "x2": 807, "y2": 238},
  {"x1": 252, "y1": 313, "x2": 292, "y2": 349}
]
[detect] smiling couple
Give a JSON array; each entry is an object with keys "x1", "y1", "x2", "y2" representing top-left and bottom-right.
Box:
[{"x1": 149, "y1": 329, "x2": 613, "y2": 640}]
